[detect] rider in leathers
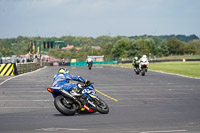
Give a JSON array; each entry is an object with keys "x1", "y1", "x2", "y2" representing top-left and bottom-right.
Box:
[
  {"x1": 132, "y1": 56, "x2": 139, "y2": 69},
  {"x1": 52, "y1": 68, "x2": 89, "y2": 97},
  {"x1": 138, "y1": 55, "x2": 149, "y2": 71},
  {"x1": 86, "y1": 57, "x2": 93, "y2": 67}
]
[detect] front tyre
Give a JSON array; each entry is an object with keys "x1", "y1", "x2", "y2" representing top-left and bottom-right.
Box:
[
  {"x1": 96, "y1": 98, "x2": 109, "y2": 114},
  {"x1": 135, "y1": 68, "x2": 140, "y2": 75},
  {"x1": 88, "y1": 64, "x2": 92, "y2": 70},
  {"x1": 54, "y1": 95, "x2": 76, "y2": 116}
]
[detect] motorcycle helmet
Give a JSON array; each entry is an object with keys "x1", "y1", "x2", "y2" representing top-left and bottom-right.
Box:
[
  {"x1": 142, "y1": 55, "x2": 147, "y2": 58},
  {"x1": 134, "y1": 57, "x2": 138, "y2": 60},
  {"x1": 58, "y1": 68, "x2": 69, "y2": 74}
]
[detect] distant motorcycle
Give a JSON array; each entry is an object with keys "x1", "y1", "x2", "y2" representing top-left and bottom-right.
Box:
[
  {"x1": 47, "y1": 82, "x2": 109, "y2": 115},
  {"x1": 140, "y1": 62, "x2": 148, "y2": 76},
  {"x1": 88, "y1": 62, "x2": 92, "y2": 70},
  {"x1": 134, "y1": 61, "x2": 140, "y2": 75}
]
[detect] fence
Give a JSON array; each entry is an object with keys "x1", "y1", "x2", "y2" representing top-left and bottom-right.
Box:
[{"x1": 16, "y1": 62, "x2": 50, "y2": 75}]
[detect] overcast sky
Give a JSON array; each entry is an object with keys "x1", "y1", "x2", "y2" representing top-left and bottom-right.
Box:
[{"x1": 0, "y1": 0, "x2": 200, "y2": 38}]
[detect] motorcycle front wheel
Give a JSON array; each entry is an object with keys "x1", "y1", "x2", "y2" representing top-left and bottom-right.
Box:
[
  {"x1": 96, "y1": 98, "x2": 109, "y2": 114},
  {"x1": 136, "y1": 68, "x2": 140, "y2": 75},
  {"x1": 54, "y1": 95, "x2": 76, "y2": 116}
]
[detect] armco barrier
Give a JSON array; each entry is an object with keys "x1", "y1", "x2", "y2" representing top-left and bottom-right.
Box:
[
  {"x1": 0, "y1": 63, "x2": 18, "y2": 76},
  {"x1": 70, "y1": 61, "x2": 118, "y2": 66}
]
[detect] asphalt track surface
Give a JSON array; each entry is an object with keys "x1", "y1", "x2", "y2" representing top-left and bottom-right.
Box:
[{"x1": 0, "y1": 66, "x2": 200, "y2": 133}]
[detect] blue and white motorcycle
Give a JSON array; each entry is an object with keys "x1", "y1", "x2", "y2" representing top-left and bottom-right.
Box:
[{"x1": 47, "y1": 82, "x2": 109, "y2": 115}]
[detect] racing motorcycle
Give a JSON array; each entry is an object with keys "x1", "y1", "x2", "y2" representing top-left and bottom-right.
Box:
[
  {"x1": 139, "y1": 61, "x2": 148, "y2": 76},
  {"x1": 134, "y1": 61, "x2": 140, "y2": 75},
  {"x1": 47, "y1": 82, "x2": 109, "y2": 115},
  {"x1": 88, "y1": 62, "x2": 92, "y2": 70}
]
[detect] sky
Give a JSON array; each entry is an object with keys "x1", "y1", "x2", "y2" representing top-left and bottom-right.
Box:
[{"x1": 0, "y1": 0, "x2": 200, "y2": 38}]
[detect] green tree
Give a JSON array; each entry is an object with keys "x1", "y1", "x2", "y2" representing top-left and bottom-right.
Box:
[
  {"x1": 167, "y1": 38, "x2": 183, "y2": 55},
  {"x1": 158, "y1": 43, "x2": 169, "y2": 56},
  {"x1": 184, "y1": 43, "x2": 196, "y2": 54},
  {"x1": 111, "y1": 39, "x2": 132, "y2": 59},
  {"x1": 129, "y1": 40, "x2": 140, "y2": 57},
  {"x1": 0, "y1": 52, "x2": 3, "y2": 58},
  {"x1": 101, "y1": 42, "x2": 114, "y2": 60},
  {"x1": 189, "y1": 39, "x2": 200, "y2": 49},
  {"x1": 134, "y1": 38, "x2": 150, "y2": 56}
]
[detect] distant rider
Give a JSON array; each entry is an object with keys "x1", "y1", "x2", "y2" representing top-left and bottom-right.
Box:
[
  {"x1": 86, "y1": 57, "x2": 93, "y2": 67},
  {"x1": 132, "y1": 57, "x2": 139, "y2": 69},
  {"x1": 139, "y1": 55, "x2": 149, "y2": 71},
  {"x1": 52, "y1": 68, "x2": 90, "y2": 96}
]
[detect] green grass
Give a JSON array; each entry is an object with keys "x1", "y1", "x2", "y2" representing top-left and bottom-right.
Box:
[
  {"x1": 156, "y1": 55, "x2": 200, "y2": 60},
  {"x1": 113, "y1": 61, "x2": 200, "y2": 78},
  {"x1": 150, "y1": 61, "x2": 200, "y2": 78}
]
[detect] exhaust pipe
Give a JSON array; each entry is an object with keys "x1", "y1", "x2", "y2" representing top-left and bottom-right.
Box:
[{"x1": 59, "y1": 89, "x2": 82, "y2": 108}]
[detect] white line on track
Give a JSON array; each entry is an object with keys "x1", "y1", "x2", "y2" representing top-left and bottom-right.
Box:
[
  {"x1": 36, "y1": 128, "x2": 88, "y2": 131},
  {"x1": 0, "y1": 66, "x2": 47, "y2": 86},
  {"x1": 115, "y1": 66, "x2": 200, "y2": 79},
  {"x1": 140, "y1": 129, "x2": 187, "y2": 133}
]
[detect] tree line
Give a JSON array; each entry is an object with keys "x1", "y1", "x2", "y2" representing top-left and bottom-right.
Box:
[{"x1": 0, "y1": 35, "x2": 200, "y2": 61}]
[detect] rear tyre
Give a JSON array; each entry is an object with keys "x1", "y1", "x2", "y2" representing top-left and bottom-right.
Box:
[
  {"x1": 96, "y1": 98, "x2": 109, "y2": 114},
  {"x1": 141, "y1": 68, "x2": 145, "y2": 76},
  {"x1": 54, "y1": 95, "x2": 76, "y2": 116}
]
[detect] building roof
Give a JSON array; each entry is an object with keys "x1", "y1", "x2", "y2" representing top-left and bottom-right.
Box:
[
  {"x1": 62, "y1": 45, "x2": 74, "y2": 50},
  {"x1": 92, "y1": 46, "x2": 101, "y2": 50}
]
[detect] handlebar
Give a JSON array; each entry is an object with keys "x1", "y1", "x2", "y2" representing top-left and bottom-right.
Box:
[
  {"x1": 84, "y1": 82, "x2": 94, "y2": 87},
  {"x1": 78, "y1": 82, "x2": 94, "y2": 88}
]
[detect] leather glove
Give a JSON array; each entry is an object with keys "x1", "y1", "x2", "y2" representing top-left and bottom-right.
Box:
[{"x1": 85, "y1": 80, "x2": 91, "y2": 86}]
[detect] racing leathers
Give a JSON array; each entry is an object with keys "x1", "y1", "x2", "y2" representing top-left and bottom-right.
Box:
[
  {"x1": 138, "y1": 56, "x2": 149, "y2": 70},
  {"x1": 52, "y1": 73, "x2": 87, "y2": 94},
  {"x1": 86, "y1": 58, "x2": 93, "y2": 66},
  {"x1": 132, "y1": 59, "x2": 139, "y2": 69}
]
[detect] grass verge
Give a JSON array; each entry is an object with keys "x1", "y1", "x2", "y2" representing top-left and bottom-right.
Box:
[
  {"x1": 113, "y1": 61, "x2": 200, "y2": 78},
  {"x1": 156, "y1": 55, "x2": 200, "y2": 60}
]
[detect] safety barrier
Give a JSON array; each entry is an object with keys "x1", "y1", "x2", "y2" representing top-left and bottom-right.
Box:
[
  {"x1": 0, "y1": 63, "x2": 18, "y2": 76},
  {"x1": 70, "y1": 61, "x2": 118, "y2": 66},
  {"x1": 17, "y1": 62, "x2": 50, "y2": 75}
]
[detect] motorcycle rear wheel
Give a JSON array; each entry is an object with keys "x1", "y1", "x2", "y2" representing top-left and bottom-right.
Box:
[
  {"x1": 54, "y1": 95, "x2": 76, "y2": 116},
  {"x1": 141, "y1": 68, "x2": 145, "y2": 76},
  {"x1": 96, "y1": 98, "x2": 109, "y2": 114}
]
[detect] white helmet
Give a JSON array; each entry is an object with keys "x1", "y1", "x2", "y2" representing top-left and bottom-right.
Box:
[{"x1": 142, "y1": 55, "x2": 147, "y2": 58}]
